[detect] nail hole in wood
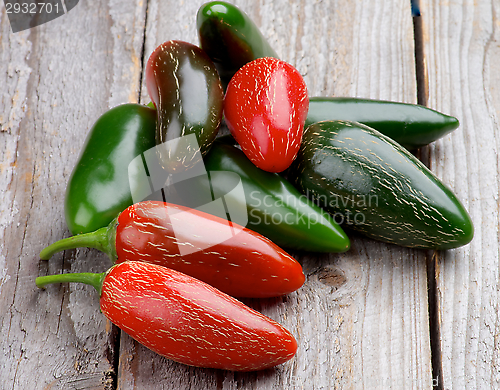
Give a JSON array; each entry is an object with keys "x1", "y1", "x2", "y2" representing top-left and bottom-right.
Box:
[{"x1": 317, "y1": 268, "x2": 346, "y2": 289}]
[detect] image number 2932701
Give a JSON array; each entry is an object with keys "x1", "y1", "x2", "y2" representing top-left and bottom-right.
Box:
[{"x1": 4, "y1": 0, "x2": 79, "y2": 33}]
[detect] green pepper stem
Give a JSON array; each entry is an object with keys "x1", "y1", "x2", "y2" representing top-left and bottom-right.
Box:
[
  {"x1": 40, "y1": 226, "x2": 115, "y2": 261},
  {"x1": 36, "y1": 271, "x2": 106, "y2": 296}
]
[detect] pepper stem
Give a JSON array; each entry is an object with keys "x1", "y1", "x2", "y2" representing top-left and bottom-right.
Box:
[
  {"x1": 36, "y1": 271, "x2": 107, "y2": 296},
  {"x1": 40, "y1": 227, "x2": 116, "y2": 262},
  {"x1": 40, "y1": 227, "x2": 107, "y2": 260},
  {"x1": 40, "y1": 219, "x2": 118, "y2": 261}
]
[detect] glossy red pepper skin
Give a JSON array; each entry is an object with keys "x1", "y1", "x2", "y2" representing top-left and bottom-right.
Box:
[
  {"x1": 114, "y1": 201, "x2": 304, "y2": 297},
  {"x1": 145, "y1": 40, "x2": 224, "y2": 172},
  {"x1": 224, "y1": 57, "x2": 309, "y2": 173},
  {"x1": 40, "y1": 201, "x2": 305, "y2": 298},
  {"x1": 36, "y1": 261, "x2": 298, "y2": 371}
]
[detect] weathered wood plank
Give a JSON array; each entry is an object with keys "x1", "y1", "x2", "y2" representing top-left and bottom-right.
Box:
[
  {"x1": 0, "y1": 0, "x2": 437, "y2": 389},
  {"x1": 117, "y1": 1, "x2": 433, "y2": 389},
  {"x1": 0, "y1": 1, "x2": 148, "y2": 388},
  {"x1": 420, "y1": 0, "x2": 500, "y2": 388}
]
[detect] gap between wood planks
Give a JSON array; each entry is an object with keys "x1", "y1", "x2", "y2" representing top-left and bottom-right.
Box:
[
  {"x1": 101, "y1": 3, "x2": 446, "y2": 389},
  {"x1": 413, "y1": 1, "x2": 444, "y2": 388},
  {"x1": 137, "y1": 0, "x2": 151, "y2": 107},
  {"x1": 103, "y1": 0, "x2": 153, "y2": 387}
]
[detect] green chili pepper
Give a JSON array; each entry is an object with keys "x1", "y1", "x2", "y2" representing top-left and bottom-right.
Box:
[
  {"x1": 201, "y1": 139, "x2": 350, "y2": 253},
  {"x1": 289, "y1": 120, "x2": 474, "y2": 250},
  {"x1": 306, "y1": 97, "x2": 460, "y2": 149},
  {"x1": 197, "y1": 1, "x2": 279, "y2": 88},
  {"x1": 65, "y1": 103, "x2": 156, "y2": 235}
]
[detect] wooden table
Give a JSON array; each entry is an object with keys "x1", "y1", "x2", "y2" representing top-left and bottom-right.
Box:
[{"x1": 1, "y1": 0, "x2": 498, "y2": 388}]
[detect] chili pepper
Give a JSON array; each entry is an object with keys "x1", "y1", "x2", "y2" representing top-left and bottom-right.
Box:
[
  {"x1": 197, "y1": 1, "x2": 279, "y2": 88},
  {"x1": 224, "y1": 57, "x2": 309, "y2": 172},
  {"x1": 202, "y1": 140, "x2": 350, "y2": 253},
  {"x1": 40, "y1": 201, "x2": 305, "y2": 298},
  {"x1": 196, "y1": 1, "x2": 458, "y2": 150},
  {"x1": 289, "y1": 120, "x2": 474, "y2": 250},
  {"x1": 36, "y1": 261, "x2": 298, "y2": 371},
  {"x1": 306, "y1": 97, "x2": 460, "y2": 149},
  {"x1": 145, "y1": 40, "x2": 223, "y2": 172},
  {"x1": 65, "y1": 103, "x2": 157, "y2": 235}
]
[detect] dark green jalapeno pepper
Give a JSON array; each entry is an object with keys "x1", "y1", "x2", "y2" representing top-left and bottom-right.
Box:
[
  {"x1": 289, "y1": 120, "x2": 473, "y2": 250},
  {"x1": 145, "y1": 40, "x2": 224, "y2": 172},
  {"x1": 306, "y1": 97, "x2": 460, "y2": 149},
  {"x1": 65, "y1": 103, "x2": 157, "y2": 235},
  {"x1": 201, "y1": 140, "x2": 350, "y2": 253},
  {"x1": 197, "y1": 1, "x2": 279, "y2": 88}
]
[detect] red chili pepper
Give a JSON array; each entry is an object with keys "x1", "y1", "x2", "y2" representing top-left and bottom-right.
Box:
[
  {"x1": 40, "y1": 201, "x2": 305, "y2": 298},
  {"x1": 36, "y1": 261, "x2": 298, "y2": 371},
  {"x1": 224, "y1": 57, "x2": 309, "y2": 173}
]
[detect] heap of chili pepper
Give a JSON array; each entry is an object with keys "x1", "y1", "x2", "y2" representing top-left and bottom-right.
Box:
[
  {"x1": 37, "y1": 0, "x2": 474, "y2": 373},
  {"x1": 196, "y1": 0, "x2": 473, "y2": 249}
]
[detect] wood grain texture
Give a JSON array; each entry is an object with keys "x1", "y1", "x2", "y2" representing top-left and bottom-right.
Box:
[
  {"x1": 118, "y1": 1, "x2": 433, "y2": 389},
  {"x1": 420, "y1": 0, "x2": 500, "y2": 389},
  {"x1": 0, "y1": 0, "x2": 441, "y2": 389},
  {"x1": 0, "y1": 0, "x2": 147, "y2": 388}
]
